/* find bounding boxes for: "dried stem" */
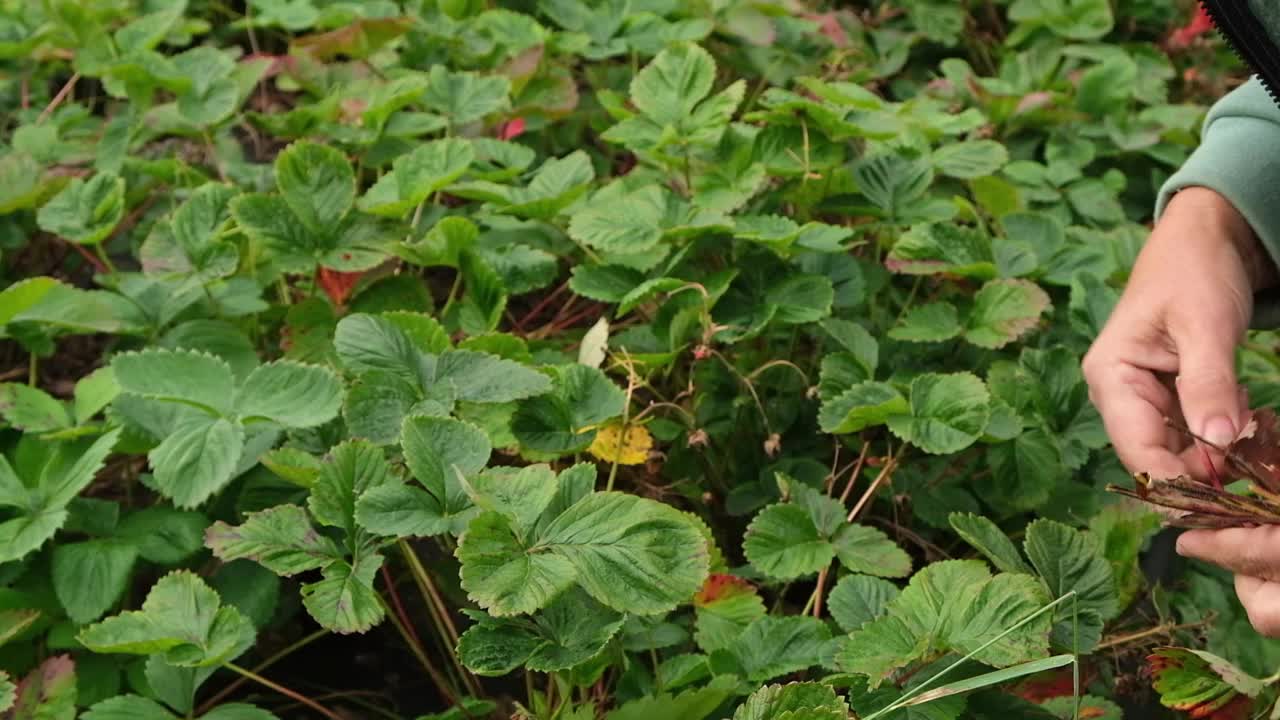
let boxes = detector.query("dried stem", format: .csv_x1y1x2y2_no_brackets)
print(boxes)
197,629,327,714
38,72,79,124
848,453,901,523
1094,620,1208,652
222,662,341,720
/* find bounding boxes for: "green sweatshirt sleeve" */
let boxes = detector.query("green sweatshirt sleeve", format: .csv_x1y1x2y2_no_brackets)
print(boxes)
1156,76,1280,326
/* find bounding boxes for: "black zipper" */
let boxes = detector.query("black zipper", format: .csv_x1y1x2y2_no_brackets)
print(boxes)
1200,0,1280,105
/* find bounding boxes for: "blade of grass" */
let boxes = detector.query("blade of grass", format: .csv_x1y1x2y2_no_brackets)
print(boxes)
899,654,1074,706
863,590,1078,720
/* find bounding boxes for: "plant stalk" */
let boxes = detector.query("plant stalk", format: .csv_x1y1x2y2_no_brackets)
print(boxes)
377,593,459,704
222,662,341,720
197,629,327,714
397,539,480,697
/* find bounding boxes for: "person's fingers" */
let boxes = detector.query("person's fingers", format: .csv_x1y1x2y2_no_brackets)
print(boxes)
1177,526,1280,581
1235,575,1280,637
1085,360,1188,478
1170,318,1245,450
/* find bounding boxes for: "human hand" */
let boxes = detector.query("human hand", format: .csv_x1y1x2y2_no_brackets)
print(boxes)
1177,527,1280,636
1083,186,1276,479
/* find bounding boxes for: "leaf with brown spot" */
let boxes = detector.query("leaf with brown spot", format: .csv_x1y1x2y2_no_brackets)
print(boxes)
9,654,76,719
290,17,413,61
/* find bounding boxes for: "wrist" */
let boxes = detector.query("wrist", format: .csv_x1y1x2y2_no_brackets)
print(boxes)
1166,186,1279,291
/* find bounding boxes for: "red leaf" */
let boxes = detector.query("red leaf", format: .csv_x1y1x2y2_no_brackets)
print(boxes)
804,12,851,48
1205,695,1254,720
317,268,363,306
1168,5,1214,48
694,573,754,606
498,117,526,141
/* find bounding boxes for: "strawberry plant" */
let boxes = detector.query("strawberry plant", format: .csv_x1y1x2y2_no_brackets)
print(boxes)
0,0,1270,718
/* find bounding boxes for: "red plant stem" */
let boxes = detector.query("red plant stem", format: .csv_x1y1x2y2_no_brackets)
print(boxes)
380,564,423,650
64,239,108,274
535,304,600,339
837,441,873,504
1199,443,1224,490
515,281,569,330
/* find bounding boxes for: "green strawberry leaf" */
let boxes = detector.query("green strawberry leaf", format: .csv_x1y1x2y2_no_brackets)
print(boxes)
309,441,395,538
457,588,625,675
949,512,1035,575
456,509,576,616
963,279,1051,349
356,415,488,537
451,150,594,220
299,556,384,634
458,492,708,616
819,382,908,434
832,524,912,578
141,183,240,282
37,173,126,245
273,141,355,234
0,429,120,563
743,503,832,581
52,540,138,624
422,65,511,125
111,349,236,417
886,224,996,278
116,507,210,566
720,615,831,683
511,364,624,454
205,505,342,576
234,361,343,428
79,571,255,667
358,138,474,217
828,574,900,633
630,43,715,127
733,682,849,720
837,560,1051,687
1023,519,1119,622
888,302,962,343
887,372,991,454
0,383,73,433
933,140,1009,180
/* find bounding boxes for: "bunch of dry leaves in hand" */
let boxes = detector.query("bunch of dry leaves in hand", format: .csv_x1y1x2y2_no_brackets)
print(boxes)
1107,409,1280,528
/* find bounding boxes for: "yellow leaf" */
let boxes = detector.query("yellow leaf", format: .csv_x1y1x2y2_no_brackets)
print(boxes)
588,422,653,465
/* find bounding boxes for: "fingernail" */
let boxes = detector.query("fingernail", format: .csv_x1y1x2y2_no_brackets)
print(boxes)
1176,534,1193,557
1203,416,1237,448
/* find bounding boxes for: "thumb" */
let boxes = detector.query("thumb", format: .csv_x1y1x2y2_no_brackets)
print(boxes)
1175,339,1243,449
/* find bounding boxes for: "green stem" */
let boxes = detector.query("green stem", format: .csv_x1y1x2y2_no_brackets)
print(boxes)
197,629,327,714
94,243,117,274
895,275,923,324
222,662,341,720
439,272,463,318
27,353,37,387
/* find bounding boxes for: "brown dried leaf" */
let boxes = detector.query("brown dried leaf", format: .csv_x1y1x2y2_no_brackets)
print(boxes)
1226,408,1280,492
